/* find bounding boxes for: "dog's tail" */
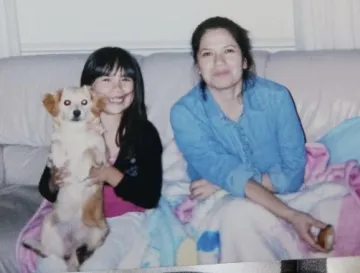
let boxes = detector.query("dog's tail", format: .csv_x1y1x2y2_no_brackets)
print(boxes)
21,238,48,258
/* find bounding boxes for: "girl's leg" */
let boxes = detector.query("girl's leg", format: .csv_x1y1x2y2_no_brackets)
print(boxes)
79,212,147,271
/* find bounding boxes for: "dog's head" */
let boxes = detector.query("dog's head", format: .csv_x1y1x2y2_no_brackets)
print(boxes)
42,86,106,123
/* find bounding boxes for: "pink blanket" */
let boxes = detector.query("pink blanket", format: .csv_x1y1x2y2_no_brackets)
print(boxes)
175,142,360,257
15,199,52,273
304,142,360,256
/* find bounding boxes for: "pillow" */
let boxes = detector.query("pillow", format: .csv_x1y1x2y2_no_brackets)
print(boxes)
318,116,360,165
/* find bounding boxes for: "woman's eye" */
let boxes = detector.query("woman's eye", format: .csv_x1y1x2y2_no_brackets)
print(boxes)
121,77,131,82
102,78,110,82
81,99,87,105
224,48,236,54
64,100,71,106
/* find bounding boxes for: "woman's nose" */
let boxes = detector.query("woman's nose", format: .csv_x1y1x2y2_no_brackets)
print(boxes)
214,53,225,65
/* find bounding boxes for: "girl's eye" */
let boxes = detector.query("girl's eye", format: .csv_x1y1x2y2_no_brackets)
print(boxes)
64,100,71,106
81,99,87,105
102,78,110,82
201,51,212,57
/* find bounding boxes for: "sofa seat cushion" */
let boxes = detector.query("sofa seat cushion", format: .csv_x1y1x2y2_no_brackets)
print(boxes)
0,185,41,273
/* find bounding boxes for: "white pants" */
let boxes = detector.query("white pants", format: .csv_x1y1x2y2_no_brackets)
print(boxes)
35,212,147,273
217,183,347,263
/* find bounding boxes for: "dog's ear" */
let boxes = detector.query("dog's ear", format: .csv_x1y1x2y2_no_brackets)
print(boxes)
90,92,106,117
42,89,63,117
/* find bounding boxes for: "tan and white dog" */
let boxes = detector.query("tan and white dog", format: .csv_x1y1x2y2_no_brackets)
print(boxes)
22,86,109,271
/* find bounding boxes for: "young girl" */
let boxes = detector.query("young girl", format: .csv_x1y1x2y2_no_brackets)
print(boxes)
17,46,163,272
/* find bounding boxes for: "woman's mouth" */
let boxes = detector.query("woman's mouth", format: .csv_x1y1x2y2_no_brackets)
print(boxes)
214,70,230,77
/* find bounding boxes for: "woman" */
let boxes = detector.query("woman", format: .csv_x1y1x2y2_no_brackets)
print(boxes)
17,46,163,272
170,16,336,262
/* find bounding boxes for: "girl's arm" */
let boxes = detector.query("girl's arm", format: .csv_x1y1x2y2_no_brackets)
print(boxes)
111,121,163,209
38,166,58,202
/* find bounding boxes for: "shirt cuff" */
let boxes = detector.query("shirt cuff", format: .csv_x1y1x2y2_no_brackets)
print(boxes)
225,164,261,197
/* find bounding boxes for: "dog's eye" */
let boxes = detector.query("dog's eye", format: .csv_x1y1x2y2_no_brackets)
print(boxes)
81,100,88,105
64,100,71,106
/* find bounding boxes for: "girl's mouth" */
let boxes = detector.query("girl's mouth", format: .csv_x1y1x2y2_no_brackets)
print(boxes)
109,96,124,103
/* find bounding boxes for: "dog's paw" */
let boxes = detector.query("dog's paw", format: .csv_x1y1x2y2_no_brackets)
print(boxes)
22,238,48,258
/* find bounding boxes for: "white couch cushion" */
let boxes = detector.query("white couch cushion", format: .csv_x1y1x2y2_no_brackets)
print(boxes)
3,145,49,185
265,50,360,142
0,53,144,147
0,54,88,147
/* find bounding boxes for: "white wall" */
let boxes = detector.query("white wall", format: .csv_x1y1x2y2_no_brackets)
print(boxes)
15,0,295,55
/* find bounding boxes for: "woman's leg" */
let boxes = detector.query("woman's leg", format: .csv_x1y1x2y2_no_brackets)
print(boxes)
79,211,147,271
218,197,298,263
217,183,347,263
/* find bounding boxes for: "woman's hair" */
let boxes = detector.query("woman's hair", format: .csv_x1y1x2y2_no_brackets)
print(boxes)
80,46,147,150
190,16,256,95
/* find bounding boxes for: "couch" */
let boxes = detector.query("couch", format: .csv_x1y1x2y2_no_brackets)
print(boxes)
1,48,360,273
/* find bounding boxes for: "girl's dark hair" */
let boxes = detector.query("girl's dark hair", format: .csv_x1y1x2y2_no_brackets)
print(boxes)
80,46,147,150
191,16,256,96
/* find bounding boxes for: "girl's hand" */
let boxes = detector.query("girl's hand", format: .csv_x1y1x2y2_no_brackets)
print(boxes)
89,165,121,187
50,161,70,190
287,210,328,252
190,179,221,200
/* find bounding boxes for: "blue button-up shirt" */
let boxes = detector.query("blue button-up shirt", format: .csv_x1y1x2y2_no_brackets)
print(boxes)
170,76,306,197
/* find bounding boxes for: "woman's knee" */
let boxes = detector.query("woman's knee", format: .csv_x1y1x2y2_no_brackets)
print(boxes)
220,197,277,229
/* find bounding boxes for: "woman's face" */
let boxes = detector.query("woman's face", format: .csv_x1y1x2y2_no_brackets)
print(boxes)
91,68,134,115
196,28,247,92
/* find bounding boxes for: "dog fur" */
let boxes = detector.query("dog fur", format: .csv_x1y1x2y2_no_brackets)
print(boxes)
22,86,109,271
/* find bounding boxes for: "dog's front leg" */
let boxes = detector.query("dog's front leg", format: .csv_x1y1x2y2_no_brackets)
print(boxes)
51,140,68,170
85,146,107,168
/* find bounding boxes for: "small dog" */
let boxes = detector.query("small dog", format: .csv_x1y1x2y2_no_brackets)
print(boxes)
22,86,109,271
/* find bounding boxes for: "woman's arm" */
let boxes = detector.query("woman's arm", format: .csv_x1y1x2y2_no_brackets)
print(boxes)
245,179,294,220
170,103,262,197
111,121,163,209
38,166,59,202
262,88,307,194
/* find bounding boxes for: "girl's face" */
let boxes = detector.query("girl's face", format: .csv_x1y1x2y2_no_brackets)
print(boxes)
196,28,247,92
92,68,134,115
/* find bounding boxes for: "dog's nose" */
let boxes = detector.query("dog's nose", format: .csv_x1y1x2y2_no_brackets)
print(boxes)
73,109,81,118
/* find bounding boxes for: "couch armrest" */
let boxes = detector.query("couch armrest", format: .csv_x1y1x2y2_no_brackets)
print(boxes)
0,145,4,184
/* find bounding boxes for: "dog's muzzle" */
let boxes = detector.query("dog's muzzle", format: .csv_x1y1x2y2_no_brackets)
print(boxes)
72,109,81,121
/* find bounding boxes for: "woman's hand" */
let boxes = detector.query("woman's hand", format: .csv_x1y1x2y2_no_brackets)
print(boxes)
89,165,123,187
190,179,221,200
286,210,328,252
49,161,70,190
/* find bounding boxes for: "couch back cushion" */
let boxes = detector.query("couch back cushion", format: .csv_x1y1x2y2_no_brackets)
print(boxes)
265,50,360,142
